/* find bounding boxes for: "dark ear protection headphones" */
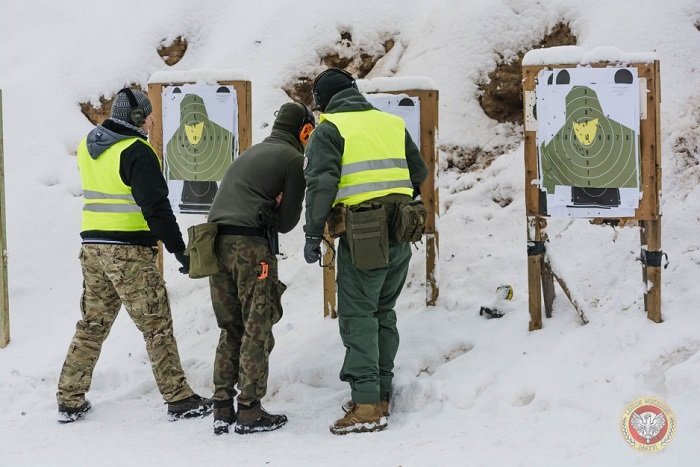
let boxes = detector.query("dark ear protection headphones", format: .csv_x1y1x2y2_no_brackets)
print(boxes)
294,101,315,145
311,68,356,112
118,88,146,126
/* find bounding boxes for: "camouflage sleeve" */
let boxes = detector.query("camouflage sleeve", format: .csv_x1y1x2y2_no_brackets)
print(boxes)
303,122,343,237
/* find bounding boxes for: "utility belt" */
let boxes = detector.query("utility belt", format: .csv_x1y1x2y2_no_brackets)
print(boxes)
217,224,265,237
326,194,427,270
218,222,279,256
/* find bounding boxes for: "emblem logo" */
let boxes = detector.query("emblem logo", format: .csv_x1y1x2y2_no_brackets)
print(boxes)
620,397,676,452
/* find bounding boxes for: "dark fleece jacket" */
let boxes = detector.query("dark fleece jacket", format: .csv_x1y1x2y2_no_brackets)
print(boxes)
80,119,186,253
207,129,305,234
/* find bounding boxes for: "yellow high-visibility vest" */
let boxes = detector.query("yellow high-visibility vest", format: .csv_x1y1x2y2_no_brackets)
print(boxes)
77,137,157,232
321,109,413,207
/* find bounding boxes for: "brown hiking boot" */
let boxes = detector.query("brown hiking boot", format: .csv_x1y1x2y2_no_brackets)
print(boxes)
342,399,390,417
234,400,287,434
331,403,387,435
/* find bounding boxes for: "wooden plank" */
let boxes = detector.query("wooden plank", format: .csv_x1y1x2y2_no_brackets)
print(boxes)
147,84,165,274
0,90,9,348
322,226,337,319
417,90,439,305
540,229,555,319
548,264,589,325
639,221,649,313
522,66,540,217
641,219,662,322
526,216,543,330
636,62,660,220
232,81,253,151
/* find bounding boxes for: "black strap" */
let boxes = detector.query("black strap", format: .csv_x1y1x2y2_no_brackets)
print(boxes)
218,224,265,237
640,250,669,269
527,241,546,256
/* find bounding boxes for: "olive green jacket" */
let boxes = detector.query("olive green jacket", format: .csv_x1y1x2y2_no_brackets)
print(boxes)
303,88,428,237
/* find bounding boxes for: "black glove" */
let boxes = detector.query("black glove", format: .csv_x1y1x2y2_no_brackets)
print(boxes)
174,250,190,274
304,236,322,264
412,184,422,200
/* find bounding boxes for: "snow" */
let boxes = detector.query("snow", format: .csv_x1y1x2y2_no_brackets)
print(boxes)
1,0,700,465
522,46,658,66
149,69,251,84
358,76,437,93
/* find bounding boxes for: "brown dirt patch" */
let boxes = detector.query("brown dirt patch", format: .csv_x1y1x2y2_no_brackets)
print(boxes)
478,22,577,125
283,30,396,107
158,36,188,66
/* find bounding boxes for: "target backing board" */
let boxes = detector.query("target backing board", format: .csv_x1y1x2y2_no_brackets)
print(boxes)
535,67,641,218
162,84,238,214
365,94,421,147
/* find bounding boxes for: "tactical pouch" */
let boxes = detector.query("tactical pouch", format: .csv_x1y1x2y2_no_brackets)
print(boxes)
326,205,347,238
186,222,220,278
345,203,389,270
391,199,427,243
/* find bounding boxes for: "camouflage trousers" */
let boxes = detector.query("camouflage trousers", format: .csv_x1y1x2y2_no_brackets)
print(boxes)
209,235,286,404
57,244,194,408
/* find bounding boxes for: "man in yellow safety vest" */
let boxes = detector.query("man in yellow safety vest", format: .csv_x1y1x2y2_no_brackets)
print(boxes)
56,88,211,423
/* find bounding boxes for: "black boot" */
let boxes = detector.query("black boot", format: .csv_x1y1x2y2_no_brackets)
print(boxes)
167,394,213,420
213,399,235,435
234,400,287,434
58,400,92,424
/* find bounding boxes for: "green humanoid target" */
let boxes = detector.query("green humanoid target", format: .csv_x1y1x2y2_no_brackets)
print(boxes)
165,91,235,213
540,85,637,206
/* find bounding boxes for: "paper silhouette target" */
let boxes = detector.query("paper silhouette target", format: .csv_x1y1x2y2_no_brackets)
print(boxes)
535,67,640,218
162,85,238,214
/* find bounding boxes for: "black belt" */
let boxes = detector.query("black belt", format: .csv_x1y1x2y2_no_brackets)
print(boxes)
218,224,265,237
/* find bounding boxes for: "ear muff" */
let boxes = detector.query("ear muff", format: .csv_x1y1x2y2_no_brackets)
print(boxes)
311,68,357,111
118,88,146,126
299,122,314,145
294,101,315,144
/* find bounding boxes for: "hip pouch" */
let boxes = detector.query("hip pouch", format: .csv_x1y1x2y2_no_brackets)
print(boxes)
391,200,427,243
345,203,389,270
186,222,220,278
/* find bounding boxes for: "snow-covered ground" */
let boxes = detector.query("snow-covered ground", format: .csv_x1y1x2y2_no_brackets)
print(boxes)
1,1,699,465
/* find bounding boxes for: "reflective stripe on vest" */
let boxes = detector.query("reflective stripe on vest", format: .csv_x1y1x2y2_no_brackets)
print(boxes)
77,136,158,232
321,109,413,206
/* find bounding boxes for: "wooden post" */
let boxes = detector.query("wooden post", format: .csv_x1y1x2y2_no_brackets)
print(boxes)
322,225,337,319
147,85,165,273
641,219,662,322
415,90,440,306
147,80,252,275
639,61,663,323
526,216,543,331
0,90,9,348
540,231,556,319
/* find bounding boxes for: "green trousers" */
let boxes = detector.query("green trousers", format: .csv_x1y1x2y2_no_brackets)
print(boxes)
336,235,412,404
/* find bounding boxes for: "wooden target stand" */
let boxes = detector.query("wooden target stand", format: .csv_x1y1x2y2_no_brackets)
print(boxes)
147,78,252,273
0,91,8,348
523,61,662,331
322,88,439,318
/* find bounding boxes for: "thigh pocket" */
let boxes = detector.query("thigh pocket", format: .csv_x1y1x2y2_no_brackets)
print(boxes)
345,203,389,270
